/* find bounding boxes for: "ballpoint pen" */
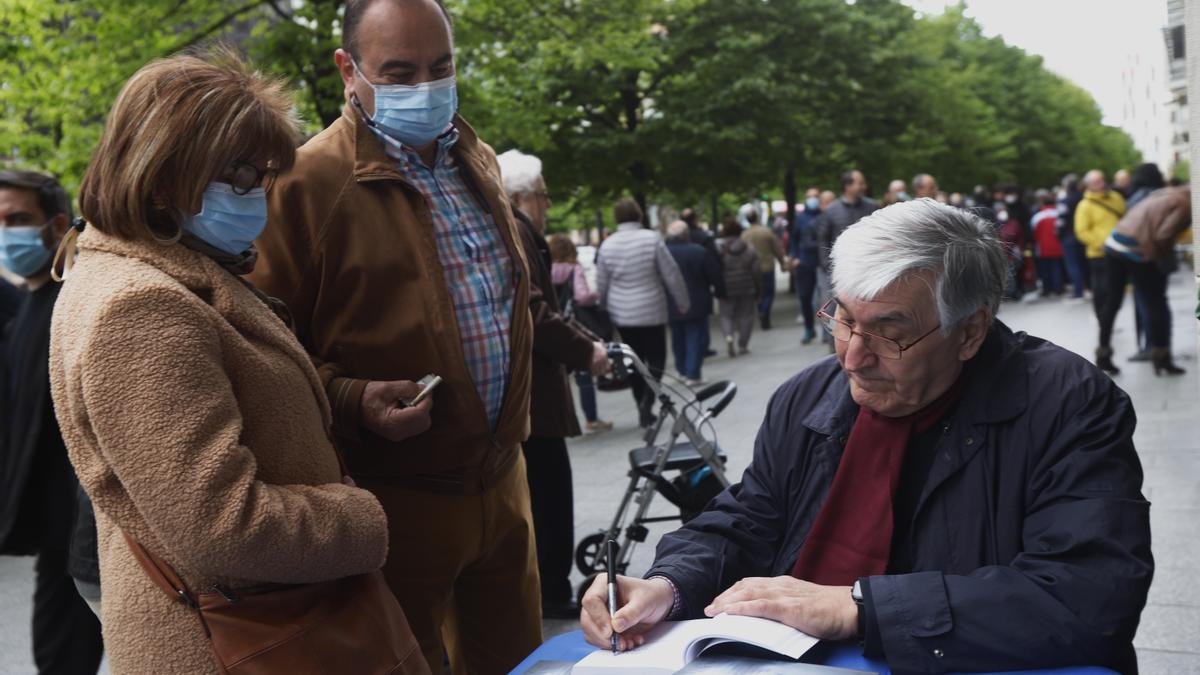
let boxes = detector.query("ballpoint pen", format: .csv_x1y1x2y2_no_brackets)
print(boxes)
606,539,619,654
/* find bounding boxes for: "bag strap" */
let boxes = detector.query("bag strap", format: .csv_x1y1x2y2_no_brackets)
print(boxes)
123,533,199,607
1084,196,1125,219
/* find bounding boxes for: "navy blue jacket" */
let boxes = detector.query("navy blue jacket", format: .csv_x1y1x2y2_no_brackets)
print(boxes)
789,209,820,269
647,321,1152,674
666,239,724,322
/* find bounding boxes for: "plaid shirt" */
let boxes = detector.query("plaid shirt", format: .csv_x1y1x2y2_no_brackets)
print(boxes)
367,120,515,430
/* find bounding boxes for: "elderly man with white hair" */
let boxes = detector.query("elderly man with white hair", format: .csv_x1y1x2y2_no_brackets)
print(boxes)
497,148,610,618
582,199,1152,673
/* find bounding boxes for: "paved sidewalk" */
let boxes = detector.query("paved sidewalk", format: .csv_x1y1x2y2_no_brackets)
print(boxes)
0,271,1196,673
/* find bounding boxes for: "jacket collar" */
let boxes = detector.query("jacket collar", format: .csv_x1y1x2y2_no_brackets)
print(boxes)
801,320,1028,436
74,227,334,431
344,104,486,183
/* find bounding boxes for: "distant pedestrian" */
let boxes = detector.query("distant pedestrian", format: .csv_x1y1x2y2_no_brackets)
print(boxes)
911,173,938,199
1102,185,1190,375
1057,174,1088,299
1031,189,1064,295
681,207,722,360
1074,169,1127,374
1113,168,1132,198
665,221,723,385
596,197,689,427
1123,163,1169,360
0,170,105,674
741,209,787,330
884,178,909,204
717,216,760,356
790,187,821,343
815,170,879,340
548,234,614,434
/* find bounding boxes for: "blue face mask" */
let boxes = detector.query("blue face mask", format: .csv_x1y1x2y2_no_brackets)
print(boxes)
805,197,820,211
0,223,52,278
182,183,267,255
353,59,458,147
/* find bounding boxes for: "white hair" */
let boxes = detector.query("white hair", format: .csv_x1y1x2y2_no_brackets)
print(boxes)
665,220,689,240
496,149,543,197
830,199,1007,332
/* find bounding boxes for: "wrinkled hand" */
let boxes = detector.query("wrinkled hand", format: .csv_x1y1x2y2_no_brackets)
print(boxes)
705,576,856,640
581,575,675,652
360,380,434,442
590,341,612,377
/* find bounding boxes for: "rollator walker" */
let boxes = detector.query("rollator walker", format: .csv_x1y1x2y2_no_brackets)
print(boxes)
573,342,737,601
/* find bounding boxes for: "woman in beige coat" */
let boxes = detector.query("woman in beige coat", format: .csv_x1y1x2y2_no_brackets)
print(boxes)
49,53,430,674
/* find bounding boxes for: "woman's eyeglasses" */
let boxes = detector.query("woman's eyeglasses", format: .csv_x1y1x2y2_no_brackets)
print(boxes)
229,160,278,195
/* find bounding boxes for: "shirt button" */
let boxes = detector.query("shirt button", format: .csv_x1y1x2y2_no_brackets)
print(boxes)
932,648,945,659
965,437,974,445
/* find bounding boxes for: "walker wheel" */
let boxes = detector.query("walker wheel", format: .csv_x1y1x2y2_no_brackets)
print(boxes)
575,532,608,576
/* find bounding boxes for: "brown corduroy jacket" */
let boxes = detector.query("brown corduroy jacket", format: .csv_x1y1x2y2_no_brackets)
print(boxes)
248,108,533,494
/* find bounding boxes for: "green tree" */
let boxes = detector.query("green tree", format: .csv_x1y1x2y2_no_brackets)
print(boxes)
0,0,346,192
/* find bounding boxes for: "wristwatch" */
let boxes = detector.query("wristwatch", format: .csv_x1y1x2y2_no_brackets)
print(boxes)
850,579,866,640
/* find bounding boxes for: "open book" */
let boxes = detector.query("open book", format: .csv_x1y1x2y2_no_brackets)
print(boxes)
571,614,820,674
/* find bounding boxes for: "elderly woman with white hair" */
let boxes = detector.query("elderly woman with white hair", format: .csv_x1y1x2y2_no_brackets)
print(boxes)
583,199,1151,675
495,148,610,618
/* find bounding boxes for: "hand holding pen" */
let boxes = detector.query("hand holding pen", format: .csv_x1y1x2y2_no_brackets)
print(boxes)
579,556,677,652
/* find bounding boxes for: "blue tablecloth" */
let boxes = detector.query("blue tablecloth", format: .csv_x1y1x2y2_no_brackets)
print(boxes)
510,629,1118,675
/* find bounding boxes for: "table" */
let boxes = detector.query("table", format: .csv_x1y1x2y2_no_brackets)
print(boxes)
509,630,1119,675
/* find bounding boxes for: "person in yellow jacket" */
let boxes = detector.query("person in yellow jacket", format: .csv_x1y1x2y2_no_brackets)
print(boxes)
1073,169,1126,373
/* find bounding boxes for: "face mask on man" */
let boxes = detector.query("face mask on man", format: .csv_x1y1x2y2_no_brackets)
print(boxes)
805,197,820,211
352,59,458,148
0,223,52,277
1004,194,1018,204
182,183,268,255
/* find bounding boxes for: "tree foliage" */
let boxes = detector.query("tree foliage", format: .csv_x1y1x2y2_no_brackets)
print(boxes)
1,0,1142,223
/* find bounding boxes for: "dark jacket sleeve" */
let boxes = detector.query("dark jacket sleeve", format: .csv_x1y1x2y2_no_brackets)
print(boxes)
645,385,793,616
815,213,832,271
865,376,1152,673
516,221,594,372
704,247,726,300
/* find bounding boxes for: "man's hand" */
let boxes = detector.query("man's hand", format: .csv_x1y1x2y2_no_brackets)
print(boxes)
360,380,433,442
705,577,857,640
581,575,675,652
590,341,612,377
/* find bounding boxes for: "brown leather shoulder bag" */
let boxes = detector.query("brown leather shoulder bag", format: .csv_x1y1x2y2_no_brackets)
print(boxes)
123,534,429,674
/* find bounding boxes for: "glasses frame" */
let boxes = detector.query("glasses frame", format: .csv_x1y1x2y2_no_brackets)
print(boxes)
228,160,277,195
816,297,941,360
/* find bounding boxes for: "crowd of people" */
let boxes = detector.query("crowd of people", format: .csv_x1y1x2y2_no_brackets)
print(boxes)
0,0,1183,673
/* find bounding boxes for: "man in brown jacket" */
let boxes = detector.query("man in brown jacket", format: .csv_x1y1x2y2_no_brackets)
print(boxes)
497,149,610,619
249,1,540,672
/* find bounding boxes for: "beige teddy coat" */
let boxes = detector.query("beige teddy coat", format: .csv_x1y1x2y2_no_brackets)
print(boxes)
49,228,390,674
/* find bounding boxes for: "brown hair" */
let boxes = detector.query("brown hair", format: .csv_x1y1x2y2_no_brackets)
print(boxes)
613,197,643,225
0,170,72,221
78,49,299,241
547,234,577,263
720,215,742,238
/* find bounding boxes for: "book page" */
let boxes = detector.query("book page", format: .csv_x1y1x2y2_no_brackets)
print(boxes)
686,614,818,662
572,615,818,674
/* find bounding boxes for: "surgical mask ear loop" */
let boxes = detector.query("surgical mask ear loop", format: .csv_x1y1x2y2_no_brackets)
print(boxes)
51,217,86,283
